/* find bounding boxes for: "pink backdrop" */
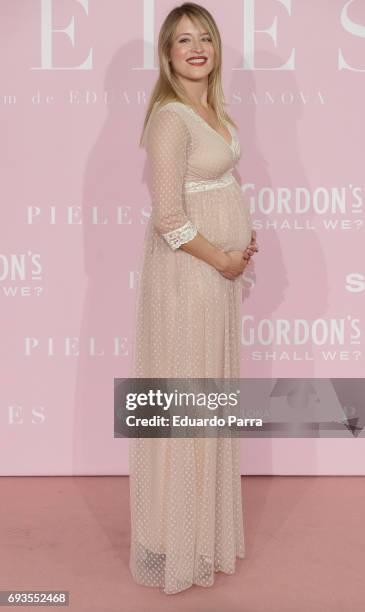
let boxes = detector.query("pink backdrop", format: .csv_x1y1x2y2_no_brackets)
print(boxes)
1,0,364,475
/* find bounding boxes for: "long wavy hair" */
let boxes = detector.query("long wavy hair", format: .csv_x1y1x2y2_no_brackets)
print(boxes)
139,2,237,148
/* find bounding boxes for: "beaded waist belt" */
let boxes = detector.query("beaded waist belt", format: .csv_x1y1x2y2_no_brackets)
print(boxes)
184,171,235,193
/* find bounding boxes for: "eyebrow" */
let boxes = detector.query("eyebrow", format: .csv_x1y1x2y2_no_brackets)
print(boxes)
176,32,210,37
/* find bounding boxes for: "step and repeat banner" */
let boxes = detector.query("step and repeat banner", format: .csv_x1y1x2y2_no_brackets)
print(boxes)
1,0,364,475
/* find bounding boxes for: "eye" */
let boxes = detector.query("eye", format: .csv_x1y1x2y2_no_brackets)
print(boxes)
178,36,212,43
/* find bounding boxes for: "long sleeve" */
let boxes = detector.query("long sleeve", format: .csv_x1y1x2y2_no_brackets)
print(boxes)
146,108,198,250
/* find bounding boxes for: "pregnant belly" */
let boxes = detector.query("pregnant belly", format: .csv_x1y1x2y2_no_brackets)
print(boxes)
186,182,252,252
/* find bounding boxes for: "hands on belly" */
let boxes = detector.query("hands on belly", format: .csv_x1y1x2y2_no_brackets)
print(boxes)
218,230,259,280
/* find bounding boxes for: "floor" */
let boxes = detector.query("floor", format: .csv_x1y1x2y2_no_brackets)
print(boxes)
0,475,364,612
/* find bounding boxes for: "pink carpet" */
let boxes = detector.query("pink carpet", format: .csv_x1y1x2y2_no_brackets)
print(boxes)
1,475,364,611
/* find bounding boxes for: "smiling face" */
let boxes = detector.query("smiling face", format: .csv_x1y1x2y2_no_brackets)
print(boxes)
169,14,215,82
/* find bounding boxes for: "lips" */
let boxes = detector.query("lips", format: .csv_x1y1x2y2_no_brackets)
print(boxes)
187,57,207,65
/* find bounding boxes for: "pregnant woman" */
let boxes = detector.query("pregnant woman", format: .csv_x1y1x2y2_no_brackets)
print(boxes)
129,3,258,595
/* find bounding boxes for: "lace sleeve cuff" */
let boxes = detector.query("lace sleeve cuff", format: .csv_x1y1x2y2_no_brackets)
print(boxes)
161,221,198,250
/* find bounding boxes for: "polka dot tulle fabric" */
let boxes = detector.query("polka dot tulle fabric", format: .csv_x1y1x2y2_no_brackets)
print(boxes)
129,101,252,594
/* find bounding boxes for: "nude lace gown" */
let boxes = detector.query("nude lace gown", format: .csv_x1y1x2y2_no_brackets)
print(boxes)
129,101,252,594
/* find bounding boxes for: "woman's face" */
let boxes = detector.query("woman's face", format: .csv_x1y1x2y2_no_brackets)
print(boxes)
169,15,215,82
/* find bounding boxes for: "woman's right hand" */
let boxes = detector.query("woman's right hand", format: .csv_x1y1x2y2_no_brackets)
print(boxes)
214,250,250,280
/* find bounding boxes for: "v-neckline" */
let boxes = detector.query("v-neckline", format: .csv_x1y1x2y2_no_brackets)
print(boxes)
175,102,234,150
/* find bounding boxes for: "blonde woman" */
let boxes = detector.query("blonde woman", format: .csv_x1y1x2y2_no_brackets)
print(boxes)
129,2,258,595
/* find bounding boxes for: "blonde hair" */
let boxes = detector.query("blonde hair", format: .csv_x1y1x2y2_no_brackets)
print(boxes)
139,2,237,148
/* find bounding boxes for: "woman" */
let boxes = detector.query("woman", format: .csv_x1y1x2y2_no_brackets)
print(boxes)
129,2,258,595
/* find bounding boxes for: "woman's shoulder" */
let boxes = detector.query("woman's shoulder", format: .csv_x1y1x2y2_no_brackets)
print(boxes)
147,101,191,140
151,100,190,125
156,100,187,114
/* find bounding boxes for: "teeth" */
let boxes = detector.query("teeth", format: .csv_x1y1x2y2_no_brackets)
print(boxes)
188,59,206,64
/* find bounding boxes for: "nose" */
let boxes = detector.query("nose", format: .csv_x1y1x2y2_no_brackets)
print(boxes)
190,38,204,53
